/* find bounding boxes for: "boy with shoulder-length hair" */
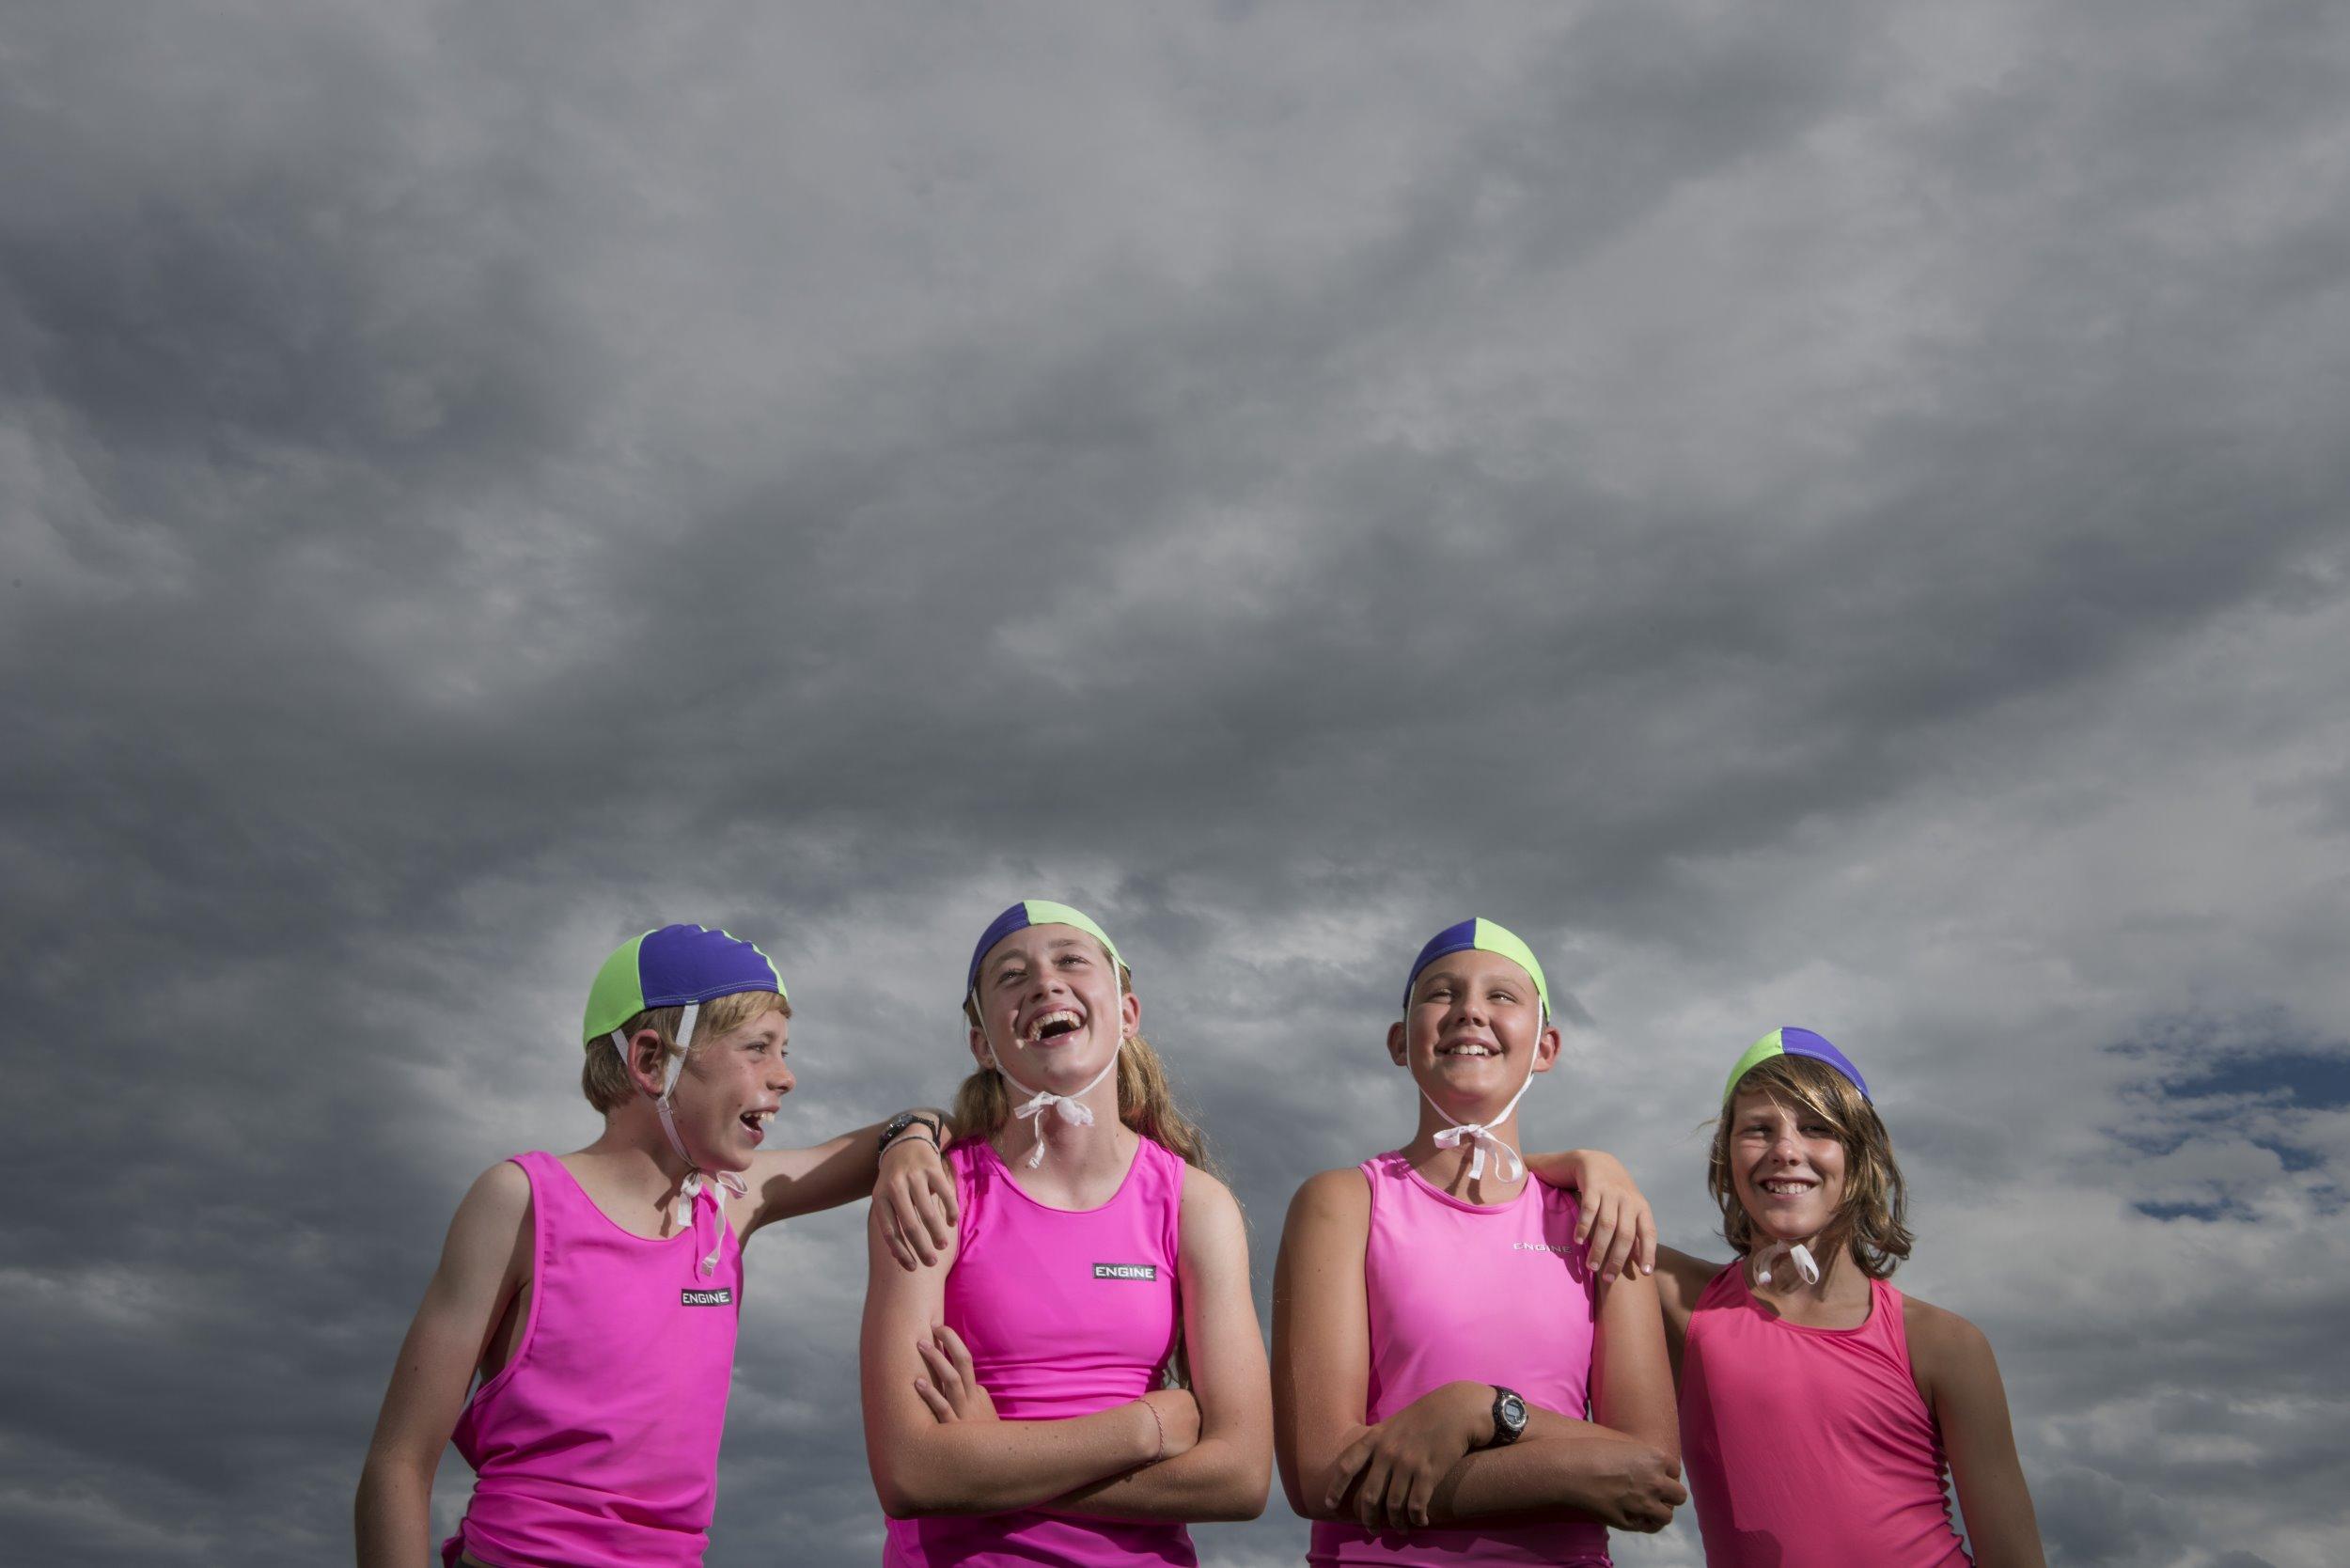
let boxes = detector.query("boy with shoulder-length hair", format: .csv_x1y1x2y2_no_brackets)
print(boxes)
358,923,959,1568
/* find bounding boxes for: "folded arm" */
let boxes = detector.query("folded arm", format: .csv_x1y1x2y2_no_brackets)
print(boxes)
1041,1168,1272,1522
1273,1168,1683,1536
858,1200,1175,1517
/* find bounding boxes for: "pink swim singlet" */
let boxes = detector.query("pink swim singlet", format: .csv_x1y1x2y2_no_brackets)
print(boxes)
443,1151,742,1568
1679,1262,1972,1568
1308,1151,1608,1568
884,1136,1193,1568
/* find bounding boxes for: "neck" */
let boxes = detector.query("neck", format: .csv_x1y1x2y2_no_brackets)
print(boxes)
1403,1099,1528,1199
1748,1234,1866,1303
586,1105,701,1200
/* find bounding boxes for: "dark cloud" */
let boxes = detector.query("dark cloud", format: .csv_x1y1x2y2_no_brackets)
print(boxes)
7,2,2349,1564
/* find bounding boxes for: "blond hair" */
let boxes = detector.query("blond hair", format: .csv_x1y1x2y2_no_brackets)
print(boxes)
580,988,791,1114
1707,1053,1913,1278
955,957,1215,1174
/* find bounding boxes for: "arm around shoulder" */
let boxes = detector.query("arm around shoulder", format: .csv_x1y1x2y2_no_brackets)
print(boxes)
1908,1298,2046,1568
354,1160,532,1568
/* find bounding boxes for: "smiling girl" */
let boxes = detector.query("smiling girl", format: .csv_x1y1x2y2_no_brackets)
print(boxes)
859,900,1271,1566
1653,1028,2046,1568
1272,917,1684,1566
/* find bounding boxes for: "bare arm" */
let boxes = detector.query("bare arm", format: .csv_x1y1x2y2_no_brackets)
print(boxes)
1272,1169,1682,1535
354,1163,530,1568
741,1110,957,1266
1042,1168,1272,1522
857,1200,1179,1517
1910,1300,2046,1568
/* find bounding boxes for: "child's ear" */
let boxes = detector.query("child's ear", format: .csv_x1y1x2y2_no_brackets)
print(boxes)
1386,1020,1408,1065
626,1027,671,1097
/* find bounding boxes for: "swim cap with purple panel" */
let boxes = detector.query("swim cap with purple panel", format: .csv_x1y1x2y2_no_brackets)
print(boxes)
1402,917,1551,1021
966,899,1125,994
1721,1027,1869,1105
584,923,786,1044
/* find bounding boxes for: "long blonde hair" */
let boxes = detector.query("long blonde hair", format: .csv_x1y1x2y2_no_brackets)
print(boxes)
1707,1054,1913,1278
955,957,1215,1174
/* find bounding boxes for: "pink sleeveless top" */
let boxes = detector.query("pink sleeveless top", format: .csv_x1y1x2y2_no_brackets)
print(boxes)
1679,1263,1971,1568
885,1136,1193,1568
445,1152,742,1568
1308,1152,1608,1568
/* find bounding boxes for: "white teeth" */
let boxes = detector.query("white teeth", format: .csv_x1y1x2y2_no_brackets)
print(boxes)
1440,1043,1497,1057
1026,1009,1083,1043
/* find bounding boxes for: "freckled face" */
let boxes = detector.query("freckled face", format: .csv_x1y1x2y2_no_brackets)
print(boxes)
970,925,1137,1087
671,1011,793,1172
1728,1088,1847,1241
1390,949,1556,1113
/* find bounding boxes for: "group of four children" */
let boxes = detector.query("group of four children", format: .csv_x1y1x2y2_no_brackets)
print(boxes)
356,903,2045,1567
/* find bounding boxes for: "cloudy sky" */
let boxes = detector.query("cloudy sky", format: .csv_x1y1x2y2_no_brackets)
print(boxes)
6,2,2347,1564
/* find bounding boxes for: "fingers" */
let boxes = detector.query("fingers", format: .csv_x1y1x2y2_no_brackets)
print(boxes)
912,1376,953,1422
1382,1463,1415,1533
1321,1436,1371,1513
1583,1199,1621,1281
881,1210,916,1271
928,1167,961,1234
889,1183,943,1270
915,1335,964,1404
937,1324,977,1383
1405,1468,1435,1529
1638,1206,1659,1277
1595,1199,1637,1283
1354,1451,1394,1531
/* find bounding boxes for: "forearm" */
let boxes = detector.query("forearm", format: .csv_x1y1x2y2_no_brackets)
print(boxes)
877,1403,1159,1517
1422,1425,1646,1526
1042,1431,1268,1523
353,1458,435,1568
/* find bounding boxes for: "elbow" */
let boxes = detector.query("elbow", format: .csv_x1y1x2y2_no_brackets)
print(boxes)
1206,1461,1272,1523
872,1466,952,1521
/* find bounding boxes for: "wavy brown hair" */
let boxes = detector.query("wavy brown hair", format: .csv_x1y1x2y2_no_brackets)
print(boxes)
954,955,1215,1175
1707,1053,1913,1279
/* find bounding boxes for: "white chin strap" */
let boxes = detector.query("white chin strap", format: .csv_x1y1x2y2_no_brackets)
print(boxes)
609,999,746,1276
1754,1239,1822,1287
1425,1068,1536,1184
995,1047,1121,1168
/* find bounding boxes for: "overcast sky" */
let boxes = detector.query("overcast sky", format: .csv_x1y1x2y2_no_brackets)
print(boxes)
5,3,2347,1565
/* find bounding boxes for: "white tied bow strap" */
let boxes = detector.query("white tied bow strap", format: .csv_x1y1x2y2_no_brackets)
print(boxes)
1423,1070,1537,1184
611,1000,749,1276
1753,1239,1822,1287
997,1046,1122,1168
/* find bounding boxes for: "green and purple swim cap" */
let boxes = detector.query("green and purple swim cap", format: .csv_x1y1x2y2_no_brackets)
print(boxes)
1722,1027,1869,1105
584,923,787,1045
967,900,1125,995
1402,917,1551,1021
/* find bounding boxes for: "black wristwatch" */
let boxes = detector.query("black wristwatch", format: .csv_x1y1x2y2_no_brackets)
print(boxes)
878,1110,942,1154
1486,1386,1528,1448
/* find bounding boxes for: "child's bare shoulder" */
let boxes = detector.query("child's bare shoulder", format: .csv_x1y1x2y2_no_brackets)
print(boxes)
1281,1167,1372,1233
1901,1291,1998,1383
446,1159,534,1260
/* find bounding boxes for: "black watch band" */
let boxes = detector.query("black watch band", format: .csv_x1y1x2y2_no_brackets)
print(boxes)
879,1110,942,1153
1486,1386,1528,1448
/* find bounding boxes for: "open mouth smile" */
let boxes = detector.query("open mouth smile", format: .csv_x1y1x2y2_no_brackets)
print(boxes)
738,1106,777,1144
1023,1008,1085,1045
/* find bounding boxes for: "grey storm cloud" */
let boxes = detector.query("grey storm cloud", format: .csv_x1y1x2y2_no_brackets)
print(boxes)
5,2,2348,1565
